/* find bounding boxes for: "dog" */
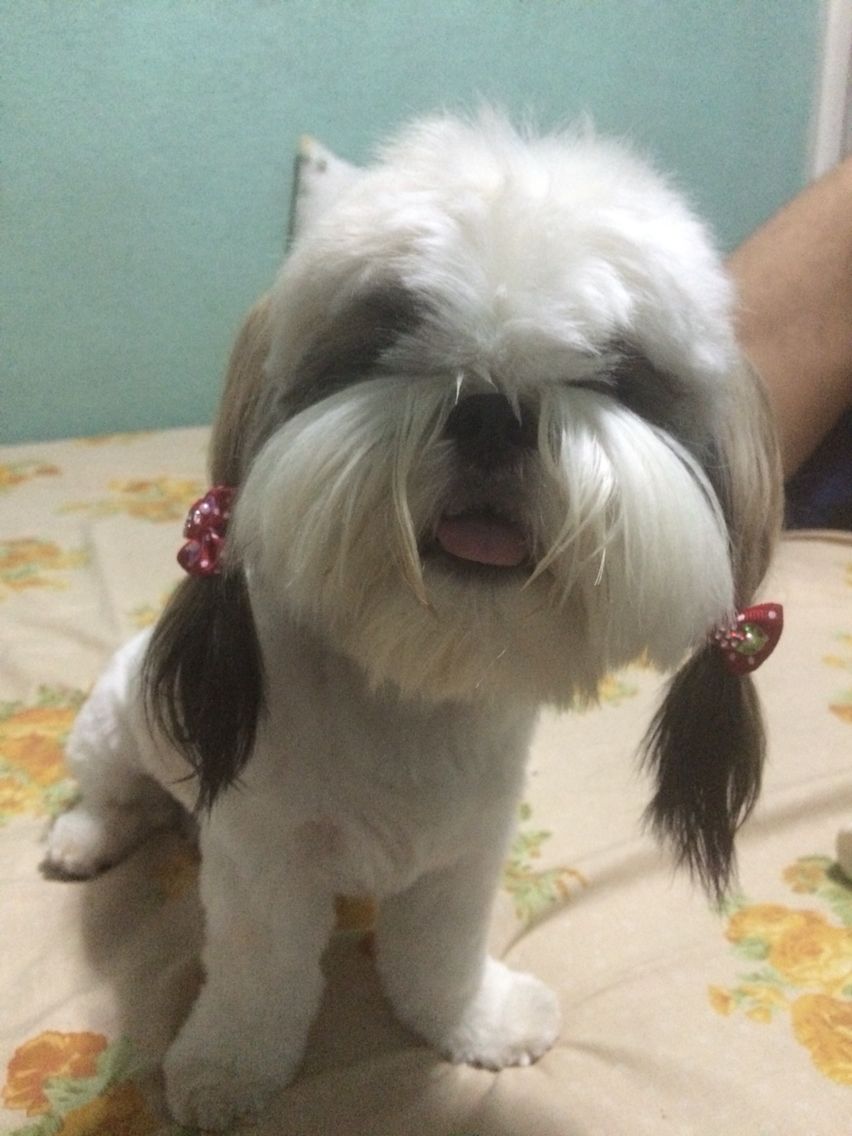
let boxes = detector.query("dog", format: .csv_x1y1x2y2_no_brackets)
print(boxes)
45,112,782,1129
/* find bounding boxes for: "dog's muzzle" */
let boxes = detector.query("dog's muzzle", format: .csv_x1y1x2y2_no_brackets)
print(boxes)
433,393,535,570
444,392,537,465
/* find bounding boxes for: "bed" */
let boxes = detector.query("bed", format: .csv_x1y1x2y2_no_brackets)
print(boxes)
1,425,850,1135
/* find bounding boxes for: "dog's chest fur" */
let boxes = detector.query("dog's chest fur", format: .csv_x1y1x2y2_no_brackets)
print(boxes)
216,615,538,899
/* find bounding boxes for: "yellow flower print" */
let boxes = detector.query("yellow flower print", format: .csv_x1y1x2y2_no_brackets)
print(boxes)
708,977,790,1025
739,982,791,1023
503,802,587,924
0,688,84,818
3,1031,107,1115
744,1004,772,1025
0,705,77,787
823,633,852,664
0,460,60,491
62,476,203,523
129,603,160,629
597,673,639,706
783,858,830,895
0,775,43,815
726,903,825,949
825,631,852,722
712,856,852,1085
791,994,852,1085
769,921,852,995
55,1079,156,1135
708,985,734,1016
830,693,852,724
1,733,66,787
0,538,88,597
74,431,151,447
3,1032,157,1134
129,587,176,630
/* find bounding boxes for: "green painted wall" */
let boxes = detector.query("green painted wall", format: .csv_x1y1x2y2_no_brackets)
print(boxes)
3,1,821,443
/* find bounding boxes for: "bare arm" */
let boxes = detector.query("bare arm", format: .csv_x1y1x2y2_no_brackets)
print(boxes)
727,156,852,477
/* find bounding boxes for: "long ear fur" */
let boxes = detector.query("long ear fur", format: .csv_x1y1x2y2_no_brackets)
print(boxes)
142,299,272,808
209,296,273,486
642,357,783,899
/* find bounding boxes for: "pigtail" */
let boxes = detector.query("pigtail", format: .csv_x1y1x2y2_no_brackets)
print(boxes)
641,646,765,900
142,570,264,809
142,298,272,809
642,356,783,899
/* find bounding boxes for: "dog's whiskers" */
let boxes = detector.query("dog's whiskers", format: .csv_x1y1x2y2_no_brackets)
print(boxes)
594,547,606,587
454,371,465,405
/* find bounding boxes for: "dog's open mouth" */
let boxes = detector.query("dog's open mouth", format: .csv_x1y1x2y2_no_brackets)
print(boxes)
431,510,530,571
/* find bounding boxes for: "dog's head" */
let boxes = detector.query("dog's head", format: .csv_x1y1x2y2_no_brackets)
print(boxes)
145,114,781,896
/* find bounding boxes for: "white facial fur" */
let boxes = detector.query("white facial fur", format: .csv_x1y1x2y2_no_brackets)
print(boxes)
233,114,737,705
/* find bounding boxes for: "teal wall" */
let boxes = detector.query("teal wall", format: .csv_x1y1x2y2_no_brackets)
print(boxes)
3,1,821,443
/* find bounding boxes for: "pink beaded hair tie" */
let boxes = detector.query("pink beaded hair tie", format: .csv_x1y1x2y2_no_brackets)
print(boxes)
177,486,234,577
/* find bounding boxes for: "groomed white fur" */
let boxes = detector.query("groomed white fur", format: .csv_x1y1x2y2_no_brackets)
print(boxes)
237,375,732,704
46,113,766,1129
50,624,553,1128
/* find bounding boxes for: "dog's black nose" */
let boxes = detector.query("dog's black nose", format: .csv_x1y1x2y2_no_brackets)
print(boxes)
444,393,536,464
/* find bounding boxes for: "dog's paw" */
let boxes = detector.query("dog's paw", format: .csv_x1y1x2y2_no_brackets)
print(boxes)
163,1014,301,1130
164,1055,281,1131
44,793,180,879
43,804,127,878
438,958,560,1070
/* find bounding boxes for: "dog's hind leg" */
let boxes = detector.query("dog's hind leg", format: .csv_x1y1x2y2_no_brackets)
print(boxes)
44,632,185,879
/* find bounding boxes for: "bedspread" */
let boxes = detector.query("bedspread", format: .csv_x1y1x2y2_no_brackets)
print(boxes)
1,427,850,1135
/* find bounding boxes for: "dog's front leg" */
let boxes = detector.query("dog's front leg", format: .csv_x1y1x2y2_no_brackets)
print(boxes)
163,829,336,1130
375,849,561,1070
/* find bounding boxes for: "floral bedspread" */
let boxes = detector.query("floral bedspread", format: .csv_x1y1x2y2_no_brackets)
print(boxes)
1,428,850,1136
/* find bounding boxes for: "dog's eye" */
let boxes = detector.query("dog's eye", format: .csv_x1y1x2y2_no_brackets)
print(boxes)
606,347,685,424
601,343,710,456
281,284,423,416
567,344,706,453
565,348,688,432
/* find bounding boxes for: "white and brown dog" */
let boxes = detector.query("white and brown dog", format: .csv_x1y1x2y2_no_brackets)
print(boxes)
46,113,782,1129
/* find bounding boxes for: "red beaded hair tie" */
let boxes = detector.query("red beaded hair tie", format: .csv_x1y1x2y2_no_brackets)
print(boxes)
711,603,784,676
177,486,235,577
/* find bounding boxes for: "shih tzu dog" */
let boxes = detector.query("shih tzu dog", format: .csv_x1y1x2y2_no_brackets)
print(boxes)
46,113,783,1129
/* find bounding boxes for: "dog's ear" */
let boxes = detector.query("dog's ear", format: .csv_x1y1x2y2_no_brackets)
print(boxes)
209,296,273,486
142,300,273,809
642,356,783,899
287,135,363,246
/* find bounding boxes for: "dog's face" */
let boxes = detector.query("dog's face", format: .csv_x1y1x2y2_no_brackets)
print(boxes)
231,117,756,705
147,114,781,894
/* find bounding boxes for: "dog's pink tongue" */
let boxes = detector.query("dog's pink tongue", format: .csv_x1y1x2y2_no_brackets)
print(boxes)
436,514,528,567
